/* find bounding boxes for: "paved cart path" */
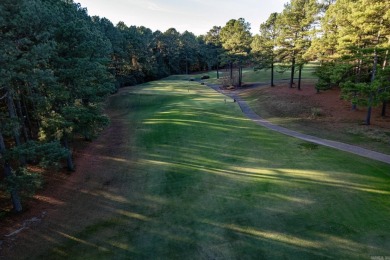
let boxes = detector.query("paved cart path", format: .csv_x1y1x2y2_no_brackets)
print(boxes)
208,84,390,165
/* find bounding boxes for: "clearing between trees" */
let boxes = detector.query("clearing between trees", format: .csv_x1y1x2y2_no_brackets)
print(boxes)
1,78,390,259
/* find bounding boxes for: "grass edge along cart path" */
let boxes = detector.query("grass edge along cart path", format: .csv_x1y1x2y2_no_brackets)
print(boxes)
207,84,390,165
2,77,390,259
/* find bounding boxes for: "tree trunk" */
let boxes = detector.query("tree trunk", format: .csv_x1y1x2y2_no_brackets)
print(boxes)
0,131,23,213
230,61,233,79
185,53,188,75
366,103,373,125
382,101,387,117
297,65,303,90
84,130,92,142
21,95,34,139
4,163,23,213
289,55,295,88
216,63,219,79
7,90,22,147
380,51,388,117
271,58,275,87
366,49,378,125
15,98,29,142
63,138,75,172
238,66,242,88
356,59,362,83
352,91,357,111
240,66,243,85
7,89,26,165
382,50,388,69
0,131,6,155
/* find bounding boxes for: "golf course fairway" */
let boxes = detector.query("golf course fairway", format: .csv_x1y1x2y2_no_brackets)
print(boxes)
10,78,390,259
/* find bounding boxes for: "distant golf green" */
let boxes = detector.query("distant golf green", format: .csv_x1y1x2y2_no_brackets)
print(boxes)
44,78,390,259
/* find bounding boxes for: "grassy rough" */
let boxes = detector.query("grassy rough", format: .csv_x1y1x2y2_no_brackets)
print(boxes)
41,79,390,259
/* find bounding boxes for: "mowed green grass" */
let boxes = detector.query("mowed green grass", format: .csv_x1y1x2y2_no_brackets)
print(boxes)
44,78,390,259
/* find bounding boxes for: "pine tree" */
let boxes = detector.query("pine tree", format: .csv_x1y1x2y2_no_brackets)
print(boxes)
204,26,223,77
180,31,199,75
277,0,319,89
327,0,390,124
251,13,279,86
220,18,252,87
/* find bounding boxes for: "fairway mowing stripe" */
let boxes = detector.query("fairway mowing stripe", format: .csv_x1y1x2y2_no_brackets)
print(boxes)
56,231,109,251
201,220,321,249
116,210,151,221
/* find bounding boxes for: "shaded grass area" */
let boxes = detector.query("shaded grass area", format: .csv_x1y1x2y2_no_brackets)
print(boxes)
30,79,390,259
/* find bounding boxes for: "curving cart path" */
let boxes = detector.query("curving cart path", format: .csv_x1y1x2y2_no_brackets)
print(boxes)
208,84,390,165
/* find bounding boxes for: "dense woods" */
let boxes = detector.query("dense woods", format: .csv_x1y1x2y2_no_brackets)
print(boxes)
0,0,217,212
1,0,390,212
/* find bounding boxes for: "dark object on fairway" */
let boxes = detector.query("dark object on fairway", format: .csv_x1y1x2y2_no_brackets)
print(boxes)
298,142,319,150
201,75,210,79
234,99,236,102
201,82,205,85
189,78,194,81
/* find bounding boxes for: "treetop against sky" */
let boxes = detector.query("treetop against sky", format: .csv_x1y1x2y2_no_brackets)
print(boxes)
75,0,286,35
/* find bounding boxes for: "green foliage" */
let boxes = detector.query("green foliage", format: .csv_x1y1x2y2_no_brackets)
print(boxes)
179,31,200,74
374,66,390,102
0,112,20,137
276,0,319,63
308,0,390,124
275,0,319,88
251,13,279,70
340,77,387,109
7,141,68,168
200,26,224,71
62,104,110,140
314,61,353,91
220,18,252,64
0,0,119,211
1,168,42,198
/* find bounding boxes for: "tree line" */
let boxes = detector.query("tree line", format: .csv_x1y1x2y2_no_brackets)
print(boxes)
1,0,389,212
0,0,253,212
0,0,197,212
251,0,390,126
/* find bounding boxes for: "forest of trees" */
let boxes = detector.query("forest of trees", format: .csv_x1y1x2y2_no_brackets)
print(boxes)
1,0,390,212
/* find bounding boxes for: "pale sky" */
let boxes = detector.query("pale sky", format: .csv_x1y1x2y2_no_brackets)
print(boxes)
75,0,287,35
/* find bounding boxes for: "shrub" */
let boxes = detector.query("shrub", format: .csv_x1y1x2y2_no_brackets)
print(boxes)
311,107,323,118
